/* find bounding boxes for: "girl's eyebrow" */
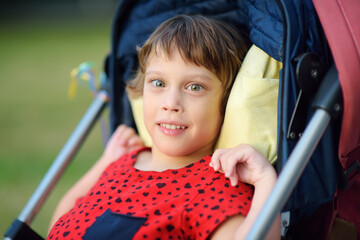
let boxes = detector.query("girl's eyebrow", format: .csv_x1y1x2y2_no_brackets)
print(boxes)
145,70,163,75
184,74,213,83
146,70,212,82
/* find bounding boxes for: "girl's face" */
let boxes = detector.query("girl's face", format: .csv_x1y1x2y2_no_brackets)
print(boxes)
143,50,223,158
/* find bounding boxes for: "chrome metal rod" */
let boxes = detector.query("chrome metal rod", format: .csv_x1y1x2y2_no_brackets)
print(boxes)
246,109,331,240
17,91,109,225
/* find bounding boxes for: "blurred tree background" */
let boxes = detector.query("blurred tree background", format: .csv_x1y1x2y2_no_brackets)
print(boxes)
0,0,119,237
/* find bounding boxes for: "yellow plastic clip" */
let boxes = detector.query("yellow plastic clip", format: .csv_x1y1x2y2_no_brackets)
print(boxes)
68,68,79,99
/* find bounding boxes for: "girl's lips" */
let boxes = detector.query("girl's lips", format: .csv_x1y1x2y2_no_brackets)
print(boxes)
157,122,188,136
159,123,186,129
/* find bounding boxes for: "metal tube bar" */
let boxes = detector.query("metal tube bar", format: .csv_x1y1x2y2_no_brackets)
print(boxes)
246,108,331,240
17,90,109,225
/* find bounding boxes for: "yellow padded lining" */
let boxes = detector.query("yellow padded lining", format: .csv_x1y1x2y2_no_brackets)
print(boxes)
129,45,281,164
215,45,281,164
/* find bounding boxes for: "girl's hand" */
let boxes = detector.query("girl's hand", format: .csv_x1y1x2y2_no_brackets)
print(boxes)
210,145,280,240
101,124,144,164
210,144,276,187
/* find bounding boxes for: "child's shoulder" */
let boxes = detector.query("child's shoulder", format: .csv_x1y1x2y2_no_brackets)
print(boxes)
118,146,150,163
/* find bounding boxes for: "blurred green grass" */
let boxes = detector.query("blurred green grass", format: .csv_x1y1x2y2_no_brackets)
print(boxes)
0,17,113,237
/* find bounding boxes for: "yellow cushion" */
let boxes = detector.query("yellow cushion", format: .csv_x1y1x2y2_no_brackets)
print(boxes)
215,45,281,164
129,45,281,164
130,96,152,147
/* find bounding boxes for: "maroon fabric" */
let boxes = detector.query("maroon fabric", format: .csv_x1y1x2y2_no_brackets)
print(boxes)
313,0,360,168
286,201,336,240
336,175,360,239
313,1,360,238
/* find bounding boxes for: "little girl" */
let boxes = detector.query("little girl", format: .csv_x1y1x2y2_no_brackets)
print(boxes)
48,15,279,239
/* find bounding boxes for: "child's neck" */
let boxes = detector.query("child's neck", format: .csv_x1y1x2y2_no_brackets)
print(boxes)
134,145,212,172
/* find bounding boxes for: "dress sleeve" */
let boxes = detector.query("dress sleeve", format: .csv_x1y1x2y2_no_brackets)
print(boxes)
181,178,254,239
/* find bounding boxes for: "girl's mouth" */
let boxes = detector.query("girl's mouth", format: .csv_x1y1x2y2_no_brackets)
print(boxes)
158,123,188,136
159,123,186,130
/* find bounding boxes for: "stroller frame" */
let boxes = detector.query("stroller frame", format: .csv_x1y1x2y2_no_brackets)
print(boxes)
5,91,109,240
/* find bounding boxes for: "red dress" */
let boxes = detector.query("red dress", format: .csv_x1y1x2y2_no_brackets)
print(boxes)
47,148,253,240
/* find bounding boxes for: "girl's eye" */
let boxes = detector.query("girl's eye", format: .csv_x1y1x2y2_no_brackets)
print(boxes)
151,79,165,88
187,84,203,92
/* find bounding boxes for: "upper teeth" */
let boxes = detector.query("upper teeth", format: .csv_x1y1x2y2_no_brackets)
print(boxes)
160,124,185,130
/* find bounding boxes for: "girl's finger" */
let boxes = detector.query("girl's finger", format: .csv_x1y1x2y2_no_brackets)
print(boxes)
128,136,144,148
229,173,239,187
224,160,236,179
110,124,127,144
211,149,226,172
118,127,137,146
114,124,127,136
222,148,238,176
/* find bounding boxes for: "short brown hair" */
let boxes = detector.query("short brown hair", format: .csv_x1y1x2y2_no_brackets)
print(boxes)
127,14,248,114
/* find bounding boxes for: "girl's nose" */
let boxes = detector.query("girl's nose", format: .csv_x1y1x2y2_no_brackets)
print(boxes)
162,106,180,112
161,91,183,113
